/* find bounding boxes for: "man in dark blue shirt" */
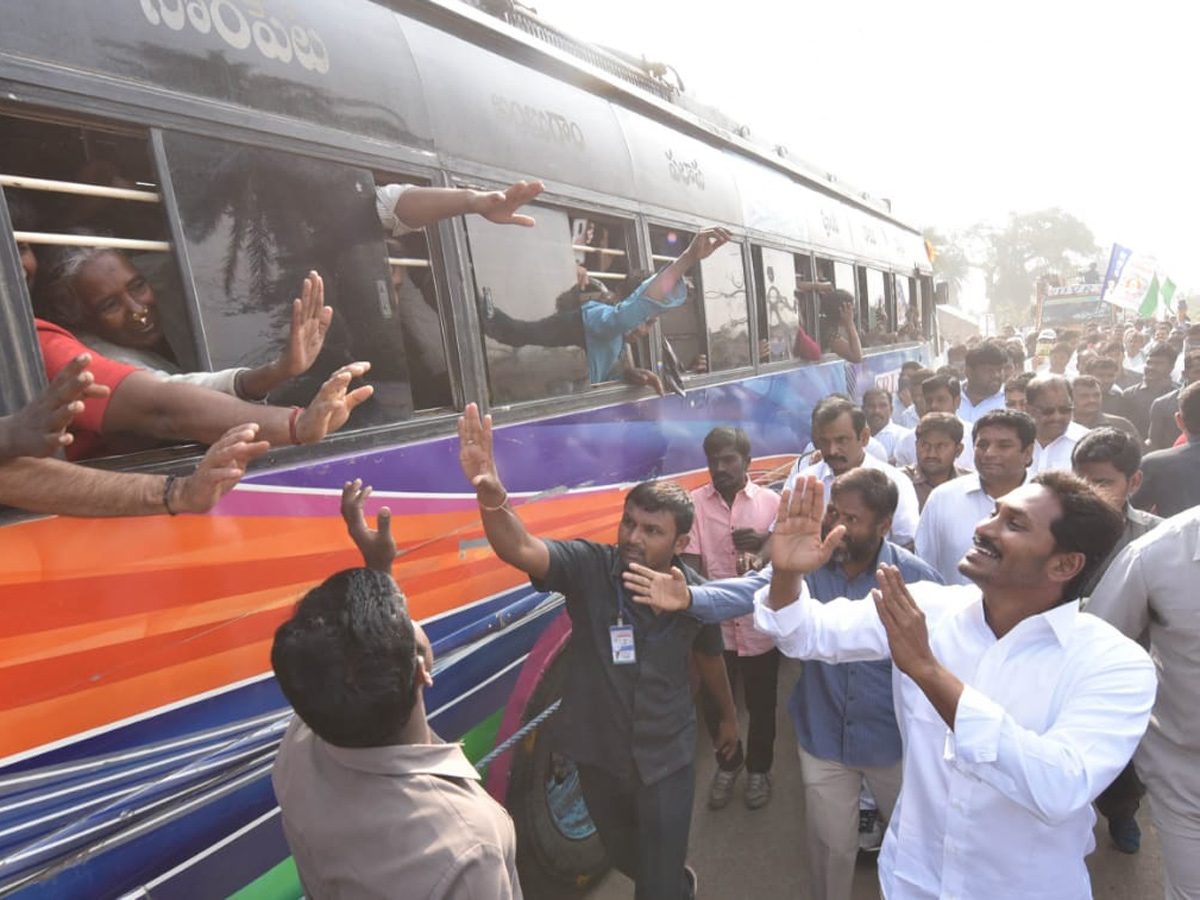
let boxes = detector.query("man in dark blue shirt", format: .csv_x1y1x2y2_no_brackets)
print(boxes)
458,403,709,900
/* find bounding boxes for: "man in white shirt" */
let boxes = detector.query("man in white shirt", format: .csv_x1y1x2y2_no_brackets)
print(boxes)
1088,508,1200,899
1026,375,1089,474
759,472,1150,900
782,396,920,547
957,342,1007,425
916,410,1034,585
894,375,974,472
863,387,911,462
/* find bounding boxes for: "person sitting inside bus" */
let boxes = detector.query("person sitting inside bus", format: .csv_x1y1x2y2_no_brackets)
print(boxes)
816,289,863,363
38,244,331,402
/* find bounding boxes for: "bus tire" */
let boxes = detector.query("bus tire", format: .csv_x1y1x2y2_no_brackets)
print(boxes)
507,652,609,898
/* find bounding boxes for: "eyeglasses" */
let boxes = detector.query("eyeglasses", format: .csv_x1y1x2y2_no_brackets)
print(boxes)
1033,404,1074,416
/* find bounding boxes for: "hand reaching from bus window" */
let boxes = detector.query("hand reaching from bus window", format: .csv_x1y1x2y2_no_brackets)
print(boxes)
293,362,374,444
681,226,733,263
771,477,843,575
234,271,333,400
172,423,270,513
626,366,665,396
341,478,396,573
0,352,108,460
470,180,546,227
458,402,505,506
623,562,692,613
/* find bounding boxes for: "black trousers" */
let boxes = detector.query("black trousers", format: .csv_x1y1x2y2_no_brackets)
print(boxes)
701,648,781,774
577,761,695,900
1096,761,1146,821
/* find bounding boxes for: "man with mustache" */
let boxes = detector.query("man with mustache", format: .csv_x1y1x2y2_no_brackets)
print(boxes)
622,472,1154,900
915,410,1034,585
1026,375,1089,474
458,403,710,899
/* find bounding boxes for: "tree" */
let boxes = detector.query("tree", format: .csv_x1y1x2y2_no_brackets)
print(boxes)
973,209,1097,327
923,228,971,305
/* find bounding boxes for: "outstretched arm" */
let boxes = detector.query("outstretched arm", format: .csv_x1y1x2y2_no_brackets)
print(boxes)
458,402,550,579
642,227,732,302
0,423,268,517
389,181,545,229
234,271,333,400
0,353,108,460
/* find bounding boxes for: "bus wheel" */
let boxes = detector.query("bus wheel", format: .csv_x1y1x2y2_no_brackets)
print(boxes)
507,654,609,897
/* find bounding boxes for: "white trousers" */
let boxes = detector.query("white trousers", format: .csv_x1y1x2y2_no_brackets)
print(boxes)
797,744,903,900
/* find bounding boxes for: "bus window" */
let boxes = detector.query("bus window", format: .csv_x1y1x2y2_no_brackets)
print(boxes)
651,225,706,375
753,246,800,363
699,238,750,372
0,112,200,395
895,274,917,337
378,173,454,413
467,203,589,403
865,267,888,334
570,213,646,387
159,132,412,425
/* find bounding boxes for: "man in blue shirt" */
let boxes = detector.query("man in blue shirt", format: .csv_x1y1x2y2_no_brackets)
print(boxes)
625,468,942,900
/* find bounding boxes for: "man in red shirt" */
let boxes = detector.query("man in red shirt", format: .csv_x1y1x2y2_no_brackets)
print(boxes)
682,427,782,810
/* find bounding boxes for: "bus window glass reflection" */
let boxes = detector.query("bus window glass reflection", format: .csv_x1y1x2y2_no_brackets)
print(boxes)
651,225,706,374
754,246,800,362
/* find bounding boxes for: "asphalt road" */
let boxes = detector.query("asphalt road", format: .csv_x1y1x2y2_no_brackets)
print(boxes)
585,657,1164,899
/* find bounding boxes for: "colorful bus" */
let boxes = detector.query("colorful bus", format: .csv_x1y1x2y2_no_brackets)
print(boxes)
0,2,933,896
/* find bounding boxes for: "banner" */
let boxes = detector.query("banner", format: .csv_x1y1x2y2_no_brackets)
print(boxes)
1099,243,1158,313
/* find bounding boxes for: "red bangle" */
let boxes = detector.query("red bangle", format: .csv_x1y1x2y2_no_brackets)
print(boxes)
288,406,304,445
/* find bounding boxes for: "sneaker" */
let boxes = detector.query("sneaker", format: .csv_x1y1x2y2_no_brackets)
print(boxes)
744,771,772,809
1108,816,1141,854
858,808,884,852
707,761,743,810
684,864,698,899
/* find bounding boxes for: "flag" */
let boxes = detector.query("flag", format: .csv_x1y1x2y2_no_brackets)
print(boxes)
1161,278,1177,312
1139,274,1160,318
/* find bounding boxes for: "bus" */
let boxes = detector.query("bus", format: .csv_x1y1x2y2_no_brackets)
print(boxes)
0,1,933,896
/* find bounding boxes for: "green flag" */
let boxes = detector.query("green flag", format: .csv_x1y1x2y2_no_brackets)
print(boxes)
1139,274,1160,318
1161,278,1177,312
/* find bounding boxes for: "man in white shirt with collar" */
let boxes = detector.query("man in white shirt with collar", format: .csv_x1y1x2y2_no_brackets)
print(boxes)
957,342,1007,425
783,396,920,547
756,472,1154,900
1026,375,1089,474
894,375,974,472
863,386,911,462
916,410,1033,585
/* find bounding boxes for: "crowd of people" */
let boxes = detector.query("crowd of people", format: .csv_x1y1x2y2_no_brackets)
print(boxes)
5,181,1198,899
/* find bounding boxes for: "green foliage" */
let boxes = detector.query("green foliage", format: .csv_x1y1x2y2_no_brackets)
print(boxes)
923,227,970,304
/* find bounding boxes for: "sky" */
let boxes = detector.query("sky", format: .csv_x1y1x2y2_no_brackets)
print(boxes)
527,0,1200,311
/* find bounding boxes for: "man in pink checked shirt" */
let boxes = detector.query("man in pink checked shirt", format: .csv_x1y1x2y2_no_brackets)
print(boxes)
682,426,782,811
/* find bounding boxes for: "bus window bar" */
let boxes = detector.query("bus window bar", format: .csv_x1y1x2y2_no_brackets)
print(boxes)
1,174,161,204
586,271,626,281
572,245,627,257
387,257,431,268
15,231,172,253
651,253,680,263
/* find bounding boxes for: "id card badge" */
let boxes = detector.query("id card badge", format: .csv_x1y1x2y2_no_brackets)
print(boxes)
609,623,636,665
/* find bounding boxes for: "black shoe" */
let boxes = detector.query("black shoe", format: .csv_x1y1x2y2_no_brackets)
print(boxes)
1108,816,1141,854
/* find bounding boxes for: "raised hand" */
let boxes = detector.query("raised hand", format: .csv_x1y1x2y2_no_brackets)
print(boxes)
872,564,935,679
0,353,109,459
622,562,692,612
175,423,270,513
771,476,844,575
278,271,333,379
471,180,546,227
341,478,396,573
457,402,505,505
294,362,374,444
683,226,733,263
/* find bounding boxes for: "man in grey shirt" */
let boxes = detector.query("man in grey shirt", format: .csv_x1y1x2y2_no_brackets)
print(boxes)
270,481,522,900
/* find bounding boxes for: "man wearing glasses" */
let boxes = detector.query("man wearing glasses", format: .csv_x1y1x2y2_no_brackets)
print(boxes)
1026,375,1088,474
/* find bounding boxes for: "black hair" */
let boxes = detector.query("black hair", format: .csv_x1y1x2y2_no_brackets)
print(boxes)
6,191,38,231
946,343,968,360
1033,471,1125,603
1005,371,1036,392
812,395,867,436
1147,342,1178,365
625,480,694,536
973,409,1036,448
965,343,1007,368
921,373,961,402
271,568,421,748
915,411,964,444
1072,374,1102,394
830,467,898,520
703,426,751,461
1181,381,1200,435
1025,375,1073,406
861,387,892,406
1005,345,1026,366
1072,427,1142,479
900,360,923,374
1050,341,1073,358
1089,355,1119,372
